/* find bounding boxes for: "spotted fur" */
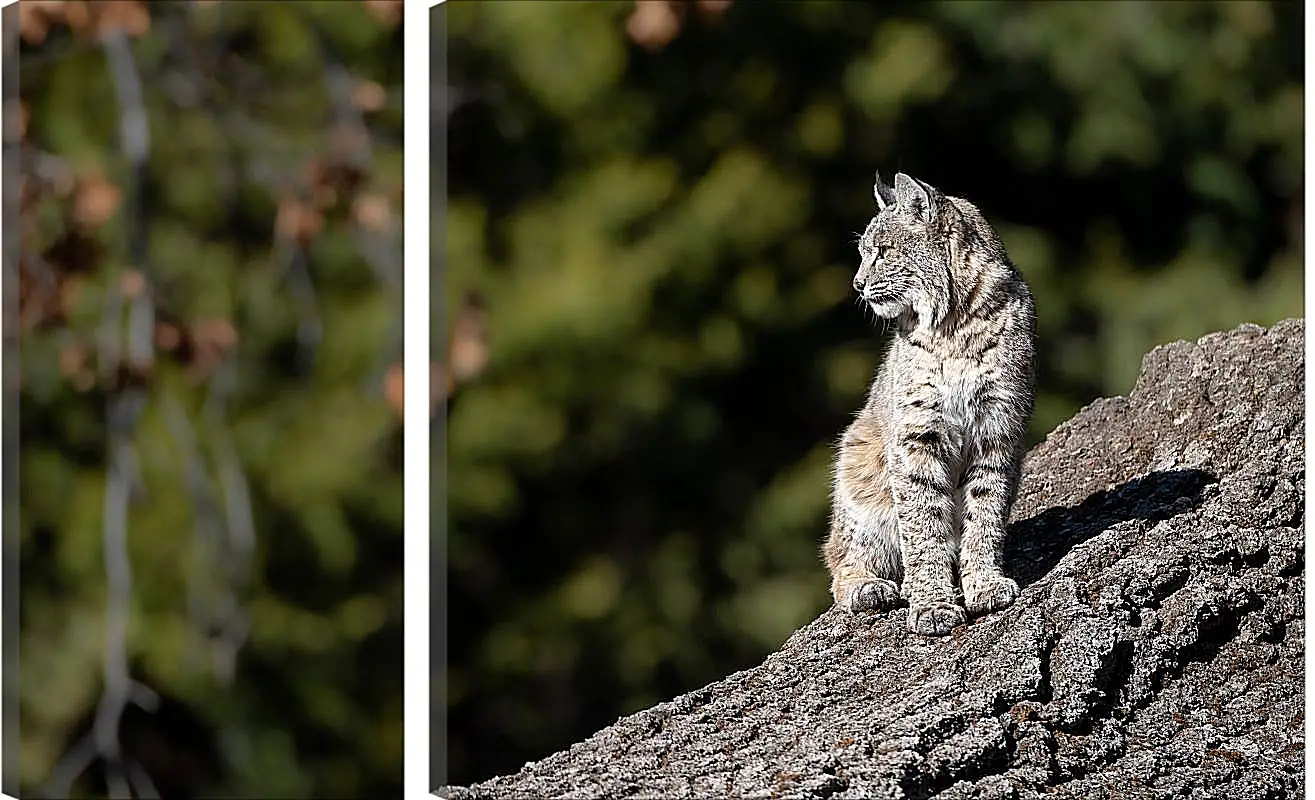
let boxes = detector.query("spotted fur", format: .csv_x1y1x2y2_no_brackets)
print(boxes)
823,171,1036,636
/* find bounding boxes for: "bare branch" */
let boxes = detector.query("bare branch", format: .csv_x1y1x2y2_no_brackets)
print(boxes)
82,26,160,799
40,733,97,799
205,362,255,684
94,388,144,798
102,33,149,165
123,756,160,800
162,389,228,676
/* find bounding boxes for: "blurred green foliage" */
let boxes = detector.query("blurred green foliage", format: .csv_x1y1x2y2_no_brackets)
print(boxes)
18,2,402,797
441,0,1302,785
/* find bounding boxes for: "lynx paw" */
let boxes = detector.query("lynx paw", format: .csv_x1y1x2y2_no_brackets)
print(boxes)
848,579,900,613
964,575,1020,616
907,601,966,636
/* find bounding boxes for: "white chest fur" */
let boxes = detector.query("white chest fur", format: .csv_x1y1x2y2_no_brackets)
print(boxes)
936,358,985,433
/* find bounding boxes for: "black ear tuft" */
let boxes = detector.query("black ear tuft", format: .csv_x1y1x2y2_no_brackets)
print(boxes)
873,170,897,210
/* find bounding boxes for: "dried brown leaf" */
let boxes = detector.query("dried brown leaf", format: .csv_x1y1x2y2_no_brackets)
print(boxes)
63,2,91,36
59,341,86,377
93,0,150,38
353,80,388,113
18,1,62,46
119,269,146,299
155,322,181,352
352,193,391,233
449,292,489,384
362,0,403,28
275,197,323,245
193,318,238,352
385,363,405,419
306,154,365,200
59,275,84,318
627,1,682,51
185,318,239,382
72,173,122,228
696,0,733,19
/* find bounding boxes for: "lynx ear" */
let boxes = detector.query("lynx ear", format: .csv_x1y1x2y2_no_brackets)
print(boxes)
893,172,940,219
873,170,897,210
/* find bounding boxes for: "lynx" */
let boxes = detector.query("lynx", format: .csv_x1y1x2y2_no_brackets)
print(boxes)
823,171,1036,636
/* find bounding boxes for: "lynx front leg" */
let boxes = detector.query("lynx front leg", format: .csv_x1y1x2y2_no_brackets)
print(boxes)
826,415,903,614
890,427,965,636
958,440,1022,616
824,509,901,614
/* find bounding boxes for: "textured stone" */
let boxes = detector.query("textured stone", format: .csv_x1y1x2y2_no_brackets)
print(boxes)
439,319,1304,799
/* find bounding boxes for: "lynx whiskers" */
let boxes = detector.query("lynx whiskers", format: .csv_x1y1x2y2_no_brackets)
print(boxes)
823,171,1036,636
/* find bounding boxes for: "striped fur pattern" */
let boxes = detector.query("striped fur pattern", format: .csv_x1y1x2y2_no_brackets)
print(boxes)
823,171,1036,636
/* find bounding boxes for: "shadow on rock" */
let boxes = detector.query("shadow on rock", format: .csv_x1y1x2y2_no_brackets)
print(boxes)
1005,468,1214,588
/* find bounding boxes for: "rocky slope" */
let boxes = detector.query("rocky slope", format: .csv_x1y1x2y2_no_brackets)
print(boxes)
441,319,1305,799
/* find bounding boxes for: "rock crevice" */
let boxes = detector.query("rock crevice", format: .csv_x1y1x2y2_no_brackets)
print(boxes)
443,319,1305,799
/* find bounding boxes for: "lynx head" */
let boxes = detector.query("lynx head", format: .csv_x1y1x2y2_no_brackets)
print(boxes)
853,171,958,330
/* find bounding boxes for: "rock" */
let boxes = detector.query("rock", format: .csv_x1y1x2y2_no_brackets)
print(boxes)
438,319,1304,799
